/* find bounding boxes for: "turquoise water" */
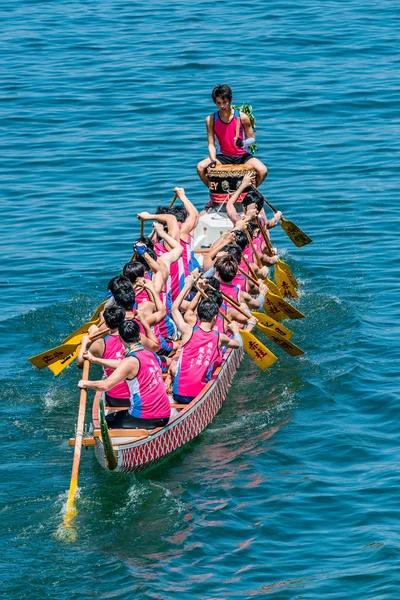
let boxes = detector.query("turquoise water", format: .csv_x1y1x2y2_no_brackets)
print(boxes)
1,0,399,597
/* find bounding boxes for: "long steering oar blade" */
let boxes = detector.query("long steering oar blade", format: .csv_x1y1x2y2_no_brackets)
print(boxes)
256,323,304,357
56,359,90,541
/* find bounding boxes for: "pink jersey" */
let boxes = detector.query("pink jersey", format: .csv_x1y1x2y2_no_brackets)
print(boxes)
213,109,247,157
173,327,220,398
126,348,170,419
134,272,152,305
155,238,191,302
219,281,240,305
231,272,246,290
102,335,130,399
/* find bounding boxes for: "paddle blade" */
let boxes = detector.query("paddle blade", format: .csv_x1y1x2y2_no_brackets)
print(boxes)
281,218,312,247
263,295,287,322
251,312,294,339
47,346,81,376
274,264,299,299
29,343,79,370
265,292,306,320
264,278,282,298
277,259,299,289
239,331,278,370
90,300,108,322
62,320,98,344
99,397,118,471
257,323,304,357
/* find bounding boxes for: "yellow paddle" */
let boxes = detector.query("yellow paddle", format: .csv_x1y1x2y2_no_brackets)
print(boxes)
196,285,278,370
252,186,312,247
29,323,108,371
217,289,304,358
255,217,299,298
56,359,90,542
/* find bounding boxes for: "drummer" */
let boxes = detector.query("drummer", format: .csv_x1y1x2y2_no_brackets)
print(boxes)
197,84,267,187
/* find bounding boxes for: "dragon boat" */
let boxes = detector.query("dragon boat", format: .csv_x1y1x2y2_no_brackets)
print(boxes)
88,164,258,473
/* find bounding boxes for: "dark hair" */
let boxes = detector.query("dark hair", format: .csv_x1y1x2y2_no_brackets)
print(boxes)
206,289,223,308
156,206,173,215
171,206,188,223
211,84,232,103
103,305,126,330
247,222,257,239
122,261,145,284
222,243,242,264
197,299,219,323
135,246,158,271
119,319,140,344
232,229,248,251
108,275,132,296
242,190,263,213
133,235,154,251
205,276,220,291
215,255,238,283
114,287,136,311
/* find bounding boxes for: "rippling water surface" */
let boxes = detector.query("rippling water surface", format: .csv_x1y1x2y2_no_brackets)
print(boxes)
1,0,399,598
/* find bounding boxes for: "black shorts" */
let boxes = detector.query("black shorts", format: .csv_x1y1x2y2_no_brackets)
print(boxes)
216,153,253,165
105,410,169,430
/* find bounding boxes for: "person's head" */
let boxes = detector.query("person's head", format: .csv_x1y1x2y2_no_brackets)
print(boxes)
171,206,188,223
206,288,223,308
107,275,132,297
211,84,232,110
222,243,242,264
103,305,126,330
232,229,248,251
156,206,173,215
205,276,220,292
133,235,154,251
133,244,158,271
214,254,238,283
114,287,136,311
122,261,145,284
118,319,140,346
197,299,219,326
242,189,263,213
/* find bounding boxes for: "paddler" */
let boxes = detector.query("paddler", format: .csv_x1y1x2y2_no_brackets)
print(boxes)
197,84,267,187
79,320,170,430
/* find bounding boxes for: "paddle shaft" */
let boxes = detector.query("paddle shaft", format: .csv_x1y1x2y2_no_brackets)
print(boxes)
241,255,259,283
244,227,263,269
64,359,90,524
132,193,178,261
256,217,274,256
237,264,259,287
250,183,278,214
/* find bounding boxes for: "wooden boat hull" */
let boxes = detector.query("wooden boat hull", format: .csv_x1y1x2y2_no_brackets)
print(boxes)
92,341,244,474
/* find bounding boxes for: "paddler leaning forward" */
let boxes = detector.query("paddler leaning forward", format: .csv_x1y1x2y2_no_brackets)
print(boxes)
78,320,170,429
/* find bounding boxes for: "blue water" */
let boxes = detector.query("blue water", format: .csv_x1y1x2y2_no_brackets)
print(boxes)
1,0,399,597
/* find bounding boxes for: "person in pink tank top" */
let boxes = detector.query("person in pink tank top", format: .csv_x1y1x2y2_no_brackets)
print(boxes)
79,320,171,430
170,273,242,404
78,305,130,407
197,84,267,187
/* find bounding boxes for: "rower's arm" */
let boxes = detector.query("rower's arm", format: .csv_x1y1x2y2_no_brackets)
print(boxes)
206,115,217,161
78,357,138,392
138,212,180,242
77,337,104,368
240,112,255,140
227,177,250,225
140,282,166,325
202,232,234,271
174,187,199,235
171,279,195,336
219,333,240,350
